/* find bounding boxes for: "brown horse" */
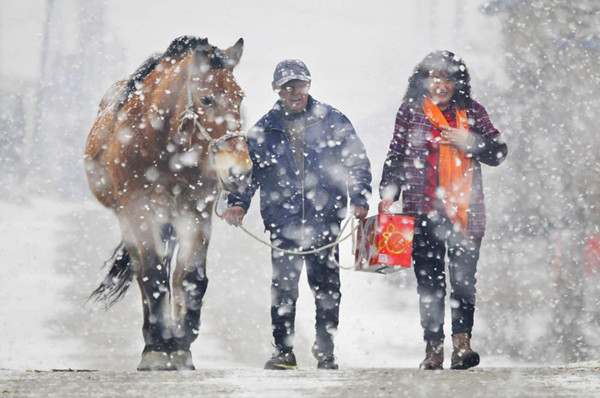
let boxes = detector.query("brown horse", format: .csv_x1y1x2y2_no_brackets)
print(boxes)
84,36,252,371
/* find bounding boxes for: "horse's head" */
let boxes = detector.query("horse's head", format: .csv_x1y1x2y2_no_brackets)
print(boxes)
178,37,252,193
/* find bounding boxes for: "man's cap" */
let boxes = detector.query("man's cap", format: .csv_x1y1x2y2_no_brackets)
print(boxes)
272,59,311,87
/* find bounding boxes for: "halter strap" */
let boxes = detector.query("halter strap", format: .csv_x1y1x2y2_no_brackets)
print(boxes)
176,83,245,152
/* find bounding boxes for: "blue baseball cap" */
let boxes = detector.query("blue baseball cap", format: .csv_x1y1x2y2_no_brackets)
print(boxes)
272,59,311,87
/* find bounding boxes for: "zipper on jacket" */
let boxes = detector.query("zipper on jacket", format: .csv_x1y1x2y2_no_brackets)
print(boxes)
301,159,305,244
278,129,306,243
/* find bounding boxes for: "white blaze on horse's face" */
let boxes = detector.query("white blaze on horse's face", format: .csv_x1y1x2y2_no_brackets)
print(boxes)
194,68,252,193
213,135,252,192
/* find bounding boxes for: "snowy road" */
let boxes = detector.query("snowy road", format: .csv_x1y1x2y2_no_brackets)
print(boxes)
3,197,600,397
1,366,600,398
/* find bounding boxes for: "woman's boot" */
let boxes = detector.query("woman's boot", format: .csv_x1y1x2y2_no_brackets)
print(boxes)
451,333,480,369
419,339,444,370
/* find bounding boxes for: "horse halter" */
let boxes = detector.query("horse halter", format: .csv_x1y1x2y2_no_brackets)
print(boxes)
176,83,246,154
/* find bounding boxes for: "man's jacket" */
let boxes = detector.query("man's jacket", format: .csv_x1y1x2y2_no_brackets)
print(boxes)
228,96,372,233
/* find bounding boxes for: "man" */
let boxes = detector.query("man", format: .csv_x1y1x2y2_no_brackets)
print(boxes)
223,59,371,370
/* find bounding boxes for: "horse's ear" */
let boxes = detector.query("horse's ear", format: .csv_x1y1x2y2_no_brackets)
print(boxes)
224,38,244,69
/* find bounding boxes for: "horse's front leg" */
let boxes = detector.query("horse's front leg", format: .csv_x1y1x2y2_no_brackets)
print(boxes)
171,214,211,370
122,213,175,371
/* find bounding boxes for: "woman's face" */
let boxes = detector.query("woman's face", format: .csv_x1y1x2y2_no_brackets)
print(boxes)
427,71,455,108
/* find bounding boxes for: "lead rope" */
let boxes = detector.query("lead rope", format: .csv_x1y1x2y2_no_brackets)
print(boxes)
239,217,358,270
213,187,362,270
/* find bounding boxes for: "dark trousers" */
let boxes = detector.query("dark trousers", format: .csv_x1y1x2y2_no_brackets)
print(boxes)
412,213,482,341
269,228,341,357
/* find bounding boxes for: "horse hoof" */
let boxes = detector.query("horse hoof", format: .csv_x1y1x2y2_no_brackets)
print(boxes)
137,351,174,371
170,350,195,371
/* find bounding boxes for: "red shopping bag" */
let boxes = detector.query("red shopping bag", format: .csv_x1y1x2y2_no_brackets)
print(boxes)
355,213,415,273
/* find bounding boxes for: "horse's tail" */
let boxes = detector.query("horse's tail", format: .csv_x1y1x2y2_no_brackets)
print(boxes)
89,242,133,309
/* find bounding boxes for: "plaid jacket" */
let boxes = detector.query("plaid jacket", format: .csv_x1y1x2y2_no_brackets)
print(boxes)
379,100,507,238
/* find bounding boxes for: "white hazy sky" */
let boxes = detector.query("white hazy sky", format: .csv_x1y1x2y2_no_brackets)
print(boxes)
0,0,505,133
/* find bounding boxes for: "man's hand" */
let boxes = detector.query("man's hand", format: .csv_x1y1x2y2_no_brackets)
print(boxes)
222,206,246,226
440,125,473,150
378,199,395,214
353,206,369,220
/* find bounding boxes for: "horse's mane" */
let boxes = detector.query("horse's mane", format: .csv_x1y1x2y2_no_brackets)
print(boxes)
118,36,227,109
118,54,162,108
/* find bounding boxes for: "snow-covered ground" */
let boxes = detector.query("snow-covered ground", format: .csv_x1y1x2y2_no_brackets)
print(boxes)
2,366,600,398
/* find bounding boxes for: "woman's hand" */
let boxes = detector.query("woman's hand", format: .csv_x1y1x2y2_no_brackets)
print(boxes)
440,125,473,150
378,199,395,214
353,206,369,220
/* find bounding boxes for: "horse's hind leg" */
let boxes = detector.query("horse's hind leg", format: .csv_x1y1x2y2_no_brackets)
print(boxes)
171,217,211,370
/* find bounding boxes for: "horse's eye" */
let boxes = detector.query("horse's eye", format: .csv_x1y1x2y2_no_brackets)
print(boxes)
200,96,213,106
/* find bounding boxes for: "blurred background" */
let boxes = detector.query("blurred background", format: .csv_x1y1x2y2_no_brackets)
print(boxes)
1,0,599,370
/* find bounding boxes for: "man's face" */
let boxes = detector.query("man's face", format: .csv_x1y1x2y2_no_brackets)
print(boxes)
274,79,310,114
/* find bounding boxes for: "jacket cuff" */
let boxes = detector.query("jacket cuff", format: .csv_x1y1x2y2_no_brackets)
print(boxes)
227,194,250,212
230,201,249,211
351,200,369,211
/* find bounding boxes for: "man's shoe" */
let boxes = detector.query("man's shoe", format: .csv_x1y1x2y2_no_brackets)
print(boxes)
317,357,338,370
264,351,298,370
312,345,338,370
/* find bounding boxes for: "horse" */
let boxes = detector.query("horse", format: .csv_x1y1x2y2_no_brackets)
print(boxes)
84,36,252,371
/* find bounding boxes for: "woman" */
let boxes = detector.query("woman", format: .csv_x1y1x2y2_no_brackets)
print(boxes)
379,51,507,370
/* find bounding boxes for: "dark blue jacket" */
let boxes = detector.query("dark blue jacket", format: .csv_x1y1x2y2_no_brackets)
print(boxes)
228,96,372,233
